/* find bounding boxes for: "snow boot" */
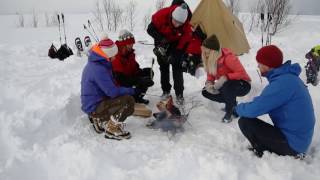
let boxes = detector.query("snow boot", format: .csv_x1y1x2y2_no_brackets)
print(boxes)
161,91,171,100
89,116,105,134
136,98,149,105
105,117,131,140
222,107,237,123
176,94,184,105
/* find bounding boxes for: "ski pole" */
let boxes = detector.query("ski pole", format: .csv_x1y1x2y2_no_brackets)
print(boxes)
260,13,264,47
57,14,62,45
61,13,68,45
150,58,155,80
137,40,154,46
84,24,99,42
141,93,162,98
256,69,263,84
88,20,99,42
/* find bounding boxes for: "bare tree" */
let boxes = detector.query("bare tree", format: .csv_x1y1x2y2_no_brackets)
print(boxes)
102,0,113,31
265,0,292,35
93,0,104,31
32,9,38,28
125,0,137,31
143,10,152,30
110,3,123,31
45,12,50,27
17,13,25,28
51,12,59,26
225,0,240,16
155,0,166,11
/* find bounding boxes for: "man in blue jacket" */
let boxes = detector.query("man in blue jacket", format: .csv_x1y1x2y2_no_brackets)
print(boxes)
236,45,315,157
81,36,137,140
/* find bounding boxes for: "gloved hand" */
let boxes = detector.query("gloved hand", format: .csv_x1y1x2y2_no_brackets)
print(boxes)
153,45,168,58
189,55,201,76
181,54,189,72
133,88,142,96
159,37,169,46
205,81,219,94
213,76,228,90
137,76,154,87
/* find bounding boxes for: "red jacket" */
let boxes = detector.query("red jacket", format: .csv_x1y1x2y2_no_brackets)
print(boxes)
207,48,251,82
112,50,140,77
151,5,192,43
177,32,202,55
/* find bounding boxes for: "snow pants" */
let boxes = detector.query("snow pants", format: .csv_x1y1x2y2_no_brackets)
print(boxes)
238,117,298,157
91,95,135,122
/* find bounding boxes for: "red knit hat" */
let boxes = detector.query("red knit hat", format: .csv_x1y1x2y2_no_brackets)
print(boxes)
116,29,135,47
98,37,118,58
256,45,283,68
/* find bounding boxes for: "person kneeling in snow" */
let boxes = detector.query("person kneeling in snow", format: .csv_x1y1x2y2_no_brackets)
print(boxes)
112,30,154,105
81,36,139,140
236,45,316,157
201,34,251,123
305,44,320,85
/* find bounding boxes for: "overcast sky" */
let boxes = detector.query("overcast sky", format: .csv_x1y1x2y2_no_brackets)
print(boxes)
0,0,319,15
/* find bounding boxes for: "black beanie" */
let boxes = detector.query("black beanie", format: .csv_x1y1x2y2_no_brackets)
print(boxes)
202,34,220,51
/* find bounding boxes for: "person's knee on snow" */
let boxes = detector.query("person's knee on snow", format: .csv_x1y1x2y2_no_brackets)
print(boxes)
236,45,315,157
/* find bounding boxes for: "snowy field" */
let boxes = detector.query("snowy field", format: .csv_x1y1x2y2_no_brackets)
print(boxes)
0,4,320,180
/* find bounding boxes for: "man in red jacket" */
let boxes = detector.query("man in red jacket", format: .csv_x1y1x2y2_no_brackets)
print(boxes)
147,3,191,104
112,30,154,104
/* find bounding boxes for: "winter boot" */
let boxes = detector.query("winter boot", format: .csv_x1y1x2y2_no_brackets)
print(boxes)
89,116,106,134
247,146,263,158
176,94,184,105
135,97,150,105
222,107,236,123
161,91,171,100
105,117,131,140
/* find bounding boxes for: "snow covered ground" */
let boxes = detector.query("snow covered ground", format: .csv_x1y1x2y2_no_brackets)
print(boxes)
0,6,320,180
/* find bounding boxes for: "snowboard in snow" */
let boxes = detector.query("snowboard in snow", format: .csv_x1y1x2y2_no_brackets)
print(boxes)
133,103,152,117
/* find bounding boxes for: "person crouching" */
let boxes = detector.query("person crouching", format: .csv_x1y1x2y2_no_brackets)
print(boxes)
81,36,139,140
201,34,251,123
112,30,154,104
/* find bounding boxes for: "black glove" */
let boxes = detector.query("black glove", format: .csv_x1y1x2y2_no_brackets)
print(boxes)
153,45,168,58
180,53,189,72
188,55,201,76
134,88,142,96
137,76,154,87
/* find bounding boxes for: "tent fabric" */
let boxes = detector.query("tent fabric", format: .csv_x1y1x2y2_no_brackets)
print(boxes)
190,0,250,55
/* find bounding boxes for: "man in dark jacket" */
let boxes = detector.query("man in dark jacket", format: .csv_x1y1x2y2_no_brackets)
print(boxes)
236,45,315,157
112,30,154,105
81,36,137,140
147,3,192,104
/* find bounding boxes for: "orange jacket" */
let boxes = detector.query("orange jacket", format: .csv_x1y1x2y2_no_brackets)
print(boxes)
207,48,251,82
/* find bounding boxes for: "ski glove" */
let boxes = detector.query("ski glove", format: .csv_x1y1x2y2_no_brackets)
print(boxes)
153,45,168,59
205,81,219,95
214,76,228,90
133,88,142,96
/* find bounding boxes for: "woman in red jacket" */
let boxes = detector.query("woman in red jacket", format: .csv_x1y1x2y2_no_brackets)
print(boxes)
112,30,154,104
201,34,251,123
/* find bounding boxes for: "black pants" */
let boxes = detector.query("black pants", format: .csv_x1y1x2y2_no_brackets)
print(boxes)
238,117,298,156
157,54,184,96
202,80,251,114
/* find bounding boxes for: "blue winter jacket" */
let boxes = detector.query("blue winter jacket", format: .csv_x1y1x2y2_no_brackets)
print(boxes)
81,45,135,114
236,61,315,153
